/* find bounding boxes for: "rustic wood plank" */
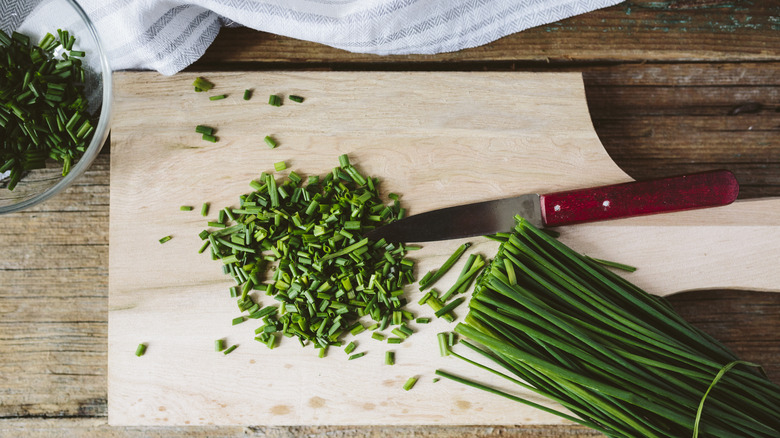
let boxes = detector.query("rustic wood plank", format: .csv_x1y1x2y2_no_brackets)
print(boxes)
192,0,780,68
0,419,601,437
667,290,780,383
582,63,780,197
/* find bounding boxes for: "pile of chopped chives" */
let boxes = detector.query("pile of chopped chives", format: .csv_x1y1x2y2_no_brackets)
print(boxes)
0,29,96,190
200,155,419,352
437,216,780,437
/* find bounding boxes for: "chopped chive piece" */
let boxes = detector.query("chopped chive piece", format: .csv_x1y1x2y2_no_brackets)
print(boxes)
268,94,282,106
403,376,418,391
424,295,455,323
192,76,214,91
180,205,194,211
371,332,386,341
432,378,440,383
274,161,287,171
222,344,238,355
215,339,225,352
231,316,246,325
289,95,304,103
385,351,395,365
202,134,217,143
438,332,450,356
243,89,252,100
264,135,278,148
447,332,457,347
135,343,147,357
434,296,466,318
417,291,433,305
348,352,366,360
158,235,172,244
415,317,431,324
350,323,366,336
209,94,227,101
200,202,210,217
387,337,403,344
344,341,356,354
195,125,214,135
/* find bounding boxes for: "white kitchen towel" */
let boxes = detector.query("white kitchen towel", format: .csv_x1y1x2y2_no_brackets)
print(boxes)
8,0,624,75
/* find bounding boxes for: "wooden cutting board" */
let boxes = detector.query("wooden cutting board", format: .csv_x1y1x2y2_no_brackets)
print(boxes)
108,71,780,426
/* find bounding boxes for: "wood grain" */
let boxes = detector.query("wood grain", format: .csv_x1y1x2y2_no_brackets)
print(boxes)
0,418,602,438
108,71,623,426
107,71,780,427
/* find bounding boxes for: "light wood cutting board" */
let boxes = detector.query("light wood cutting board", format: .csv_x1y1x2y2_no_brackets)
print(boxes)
108,71,780,426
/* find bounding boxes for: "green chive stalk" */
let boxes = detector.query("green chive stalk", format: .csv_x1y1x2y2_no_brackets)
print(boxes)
439,216,780,437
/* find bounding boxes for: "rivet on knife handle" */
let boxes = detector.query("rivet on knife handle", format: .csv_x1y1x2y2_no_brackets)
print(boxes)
539,170,739,227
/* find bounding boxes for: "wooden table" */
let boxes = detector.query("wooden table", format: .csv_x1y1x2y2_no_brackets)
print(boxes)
2,1,779,436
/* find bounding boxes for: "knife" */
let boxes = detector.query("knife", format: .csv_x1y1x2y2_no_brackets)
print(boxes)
366,170,739,243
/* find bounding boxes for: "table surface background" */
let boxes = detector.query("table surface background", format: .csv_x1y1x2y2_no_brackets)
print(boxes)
2,1,779,436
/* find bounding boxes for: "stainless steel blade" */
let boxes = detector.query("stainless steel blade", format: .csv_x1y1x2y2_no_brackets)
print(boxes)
367,194,542,243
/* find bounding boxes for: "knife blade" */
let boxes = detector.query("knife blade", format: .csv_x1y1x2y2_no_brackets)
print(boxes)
366,169,739,243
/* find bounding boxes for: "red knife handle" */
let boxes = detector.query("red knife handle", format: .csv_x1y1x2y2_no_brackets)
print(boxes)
539,170,739,227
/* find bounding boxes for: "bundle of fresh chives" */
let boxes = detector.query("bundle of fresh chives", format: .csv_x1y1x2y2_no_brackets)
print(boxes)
200,155,418,352
1,29,96,190
438,216,780,437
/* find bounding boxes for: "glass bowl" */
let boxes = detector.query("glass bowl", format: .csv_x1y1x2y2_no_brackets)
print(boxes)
0,0,111,214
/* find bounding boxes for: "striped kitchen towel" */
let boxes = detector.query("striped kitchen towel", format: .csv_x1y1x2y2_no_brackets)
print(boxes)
8,0,623,75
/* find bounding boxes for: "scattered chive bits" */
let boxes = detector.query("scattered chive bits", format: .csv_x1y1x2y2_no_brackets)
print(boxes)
199,155,417,354
135,343,147,357
1,29,97,190
385,351,395,365
202,134,217,143
215,339,226,352
243,89,252,101
193,76,214,92
403,376,418,391
180,205,194,211
273,161,287,172
222,344,238,355
209,94,227,101
288,95,304,103
268,94,282,106
158,235,172,244
195,125,214,135
264,135,277,149
201,202,210,217
348,352,367,360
